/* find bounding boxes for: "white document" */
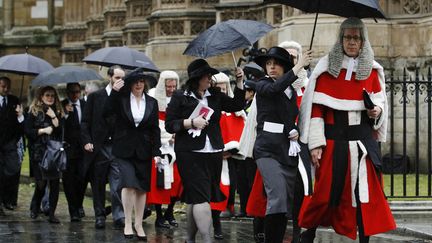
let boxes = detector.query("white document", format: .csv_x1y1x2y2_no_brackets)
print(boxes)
188,102,215,138
263,121,284,133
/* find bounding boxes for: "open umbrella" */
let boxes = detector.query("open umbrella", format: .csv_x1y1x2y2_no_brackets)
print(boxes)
183,19,274,66
264,0,386,49
83,46,159,72
31,66,103,86
0,53,54,98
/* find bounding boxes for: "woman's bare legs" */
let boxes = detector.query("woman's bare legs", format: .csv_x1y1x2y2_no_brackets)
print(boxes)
121,188,135,235
134,191,147,237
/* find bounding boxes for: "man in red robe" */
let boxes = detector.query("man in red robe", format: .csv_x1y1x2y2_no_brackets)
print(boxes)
298,17,396,242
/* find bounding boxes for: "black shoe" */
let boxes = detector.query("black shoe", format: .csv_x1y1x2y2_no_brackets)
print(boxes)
254,233,265,243
78,207,85,218
166,218,178,227
0,207,6,216
48,216,60,224
137,235,147,241
95,218,106,229
234,212,247,218
164,211,178,227
299,228,316,243
113,218,125,230
124,233,134,239
155,218,171,229
214,232,224,240
4,203,15,210
143,207,152,220
70,214,81,222
30,210,38,219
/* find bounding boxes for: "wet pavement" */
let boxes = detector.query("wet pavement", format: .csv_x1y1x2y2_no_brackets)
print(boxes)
0,184,431,243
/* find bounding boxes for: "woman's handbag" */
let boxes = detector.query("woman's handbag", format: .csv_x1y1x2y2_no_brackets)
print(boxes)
39,127,67,173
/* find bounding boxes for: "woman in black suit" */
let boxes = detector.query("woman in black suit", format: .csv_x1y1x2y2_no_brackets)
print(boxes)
165,59,245,243
104,68,162,241
252,47,311,242
25,86,65,223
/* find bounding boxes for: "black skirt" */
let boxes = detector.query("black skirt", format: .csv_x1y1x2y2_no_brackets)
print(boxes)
176,151,225,204
117,157,151,192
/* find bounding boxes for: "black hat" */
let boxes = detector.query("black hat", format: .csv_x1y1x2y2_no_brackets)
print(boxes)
253,46,294,73
124,68,154,86
186,59,219,83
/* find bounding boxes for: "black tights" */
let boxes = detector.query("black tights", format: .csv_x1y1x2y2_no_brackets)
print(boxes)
30,179,60,217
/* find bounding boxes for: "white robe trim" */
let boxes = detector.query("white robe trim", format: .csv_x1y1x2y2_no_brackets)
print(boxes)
221,159,230,186
298,157,310,196
308,118,326,150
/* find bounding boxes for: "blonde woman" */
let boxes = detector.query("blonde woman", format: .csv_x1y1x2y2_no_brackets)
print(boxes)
25,86,64,223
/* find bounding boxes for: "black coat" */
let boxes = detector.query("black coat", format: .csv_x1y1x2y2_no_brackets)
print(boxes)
24,109,63,179
254,71,299,166
62,99,86,160
80,88,116,177
0,95,23,146
165,87,245,152
103,90,161,160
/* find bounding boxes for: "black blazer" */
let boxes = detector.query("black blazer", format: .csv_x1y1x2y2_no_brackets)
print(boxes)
254,71,299,166
0,94,23,147
103,90,161,160
165,87,245,152
62,99,86,160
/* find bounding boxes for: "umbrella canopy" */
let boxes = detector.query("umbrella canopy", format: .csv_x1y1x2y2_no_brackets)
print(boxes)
266,0,385,18
183,19,274,59
31,66,103,86
82,46,159,72
0,53,54,75
264,0,386,49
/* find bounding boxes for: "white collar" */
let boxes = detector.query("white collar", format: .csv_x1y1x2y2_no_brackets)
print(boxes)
185,90,211,99
105,83,113,95
130,92,146,101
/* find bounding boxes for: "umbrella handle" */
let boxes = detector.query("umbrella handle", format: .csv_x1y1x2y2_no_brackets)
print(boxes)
231,51,237,68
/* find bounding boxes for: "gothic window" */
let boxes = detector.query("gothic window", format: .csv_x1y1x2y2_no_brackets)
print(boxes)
65,52,84,63
160,21,184,36
131,32,149,45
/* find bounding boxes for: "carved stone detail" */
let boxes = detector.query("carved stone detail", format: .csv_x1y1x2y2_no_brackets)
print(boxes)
273,6,282,24
191,20,215,35
131,31,149,45
221,9,265,22
159,21,184,36
65,30,86,42
108,39,123,47
191,0,218,3
65,52,85,63
161,0,185,4
109,15,126,27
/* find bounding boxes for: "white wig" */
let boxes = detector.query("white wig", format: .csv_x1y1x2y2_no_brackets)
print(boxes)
154,70,180,111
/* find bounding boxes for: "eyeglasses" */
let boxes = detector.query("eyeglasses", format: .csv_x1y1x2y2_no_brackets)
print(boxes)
343,35,362,42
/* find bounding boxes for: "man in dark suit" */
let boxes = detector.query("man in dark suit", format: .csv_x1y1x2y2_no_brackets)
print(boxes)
81,66,125,229
62,82,87,222
0,76,24,216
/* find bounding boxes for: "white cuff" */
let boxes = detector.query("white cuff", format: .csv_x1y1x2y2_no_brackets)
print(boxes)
308,117,326,150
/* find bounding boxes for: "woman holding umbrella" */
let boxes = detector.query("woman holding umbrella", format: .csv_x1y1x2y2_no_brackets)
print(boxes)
103,68,162,240
165,59,245,243
252,46,311,242
25,86,64,223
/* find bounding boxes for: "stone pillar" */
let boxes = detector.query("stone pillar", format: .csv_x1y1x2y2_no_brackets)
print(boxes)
47,0,55,30
3,0,14,31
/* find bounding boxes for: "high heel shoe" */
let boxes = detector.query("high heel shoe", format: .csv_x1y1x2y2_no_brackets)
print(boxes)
134,225,147,241
123,233,134,239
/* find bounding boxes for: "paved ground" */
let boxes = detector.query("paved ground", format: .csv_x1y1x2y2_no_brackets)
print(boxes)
0,184,431,243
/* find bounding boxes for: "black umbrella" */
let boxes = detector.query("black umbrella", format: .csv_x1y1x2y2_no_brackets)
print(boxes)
31,66,103,86
0,53,54,98
264,0,386,49
83,46,159,72
183,19,274,66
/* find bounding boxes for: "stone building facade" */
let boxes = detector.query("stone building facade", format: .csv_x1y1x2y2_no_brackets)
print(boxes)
1,0,431,169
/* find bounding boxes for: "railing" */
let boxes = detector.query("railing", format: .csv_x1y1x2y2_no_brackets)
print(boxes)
384,67,432,198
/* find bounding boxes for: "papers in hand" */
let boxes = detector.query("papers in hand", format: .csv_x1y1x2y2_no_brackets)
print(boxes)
188,102,214,138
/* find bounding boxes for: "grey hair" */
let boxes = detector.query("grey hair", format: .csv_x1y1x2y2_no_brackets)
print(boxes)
328,17,374,80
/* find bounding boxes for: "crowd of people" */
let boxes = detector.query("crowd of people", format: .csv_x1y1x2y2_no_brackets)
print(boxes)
0,17,396,243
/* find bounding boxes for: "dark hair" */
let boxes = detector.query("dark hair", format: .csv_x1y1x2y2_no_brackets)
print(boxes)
185,76,203,99
107,65,123,77
66,82,81,92
0,76,11,89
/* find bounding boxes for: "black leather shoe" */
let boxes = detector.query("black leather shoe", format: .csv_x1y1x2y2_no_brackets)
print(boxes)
95,218,106,229
48,216,60,224
113,218,125,229
137,235,147,241
155,218,171,229
167,219,178,227
104,206,112,216
254,233,265,243
30,210,38,219
124,233,134,239
0,207,6,216
143,207,152,220
4,203,15,210
78,207,85,218
70,215,81,222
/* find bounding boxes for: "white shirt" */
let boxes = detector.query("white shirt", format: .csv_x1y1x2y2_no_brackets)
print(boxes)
105,83,113,96
187,90,222,153
68,99,82,123
130,92,146,127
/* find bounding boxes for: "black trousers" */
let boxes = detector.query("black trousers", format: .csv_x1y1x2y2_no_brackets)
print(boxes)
226,158,238,206
0,141,20,206
30,179,60,216
63,157,86,217
236,157,257,213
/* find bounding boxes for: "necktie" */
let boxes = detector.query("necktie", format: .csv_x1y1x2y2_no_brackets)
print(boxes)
72,103,79,124
0,97,5,111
